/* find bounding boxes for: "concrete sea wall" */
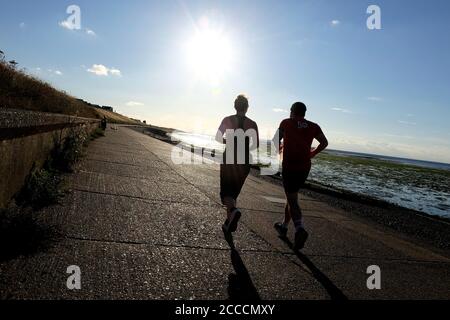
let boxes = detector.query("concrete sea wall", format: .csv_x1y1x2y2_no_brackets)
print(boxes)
0,108,100,209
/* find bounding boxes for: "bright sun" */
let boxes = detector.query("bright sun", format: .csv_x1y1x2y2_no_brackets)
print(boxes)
185,22,233,85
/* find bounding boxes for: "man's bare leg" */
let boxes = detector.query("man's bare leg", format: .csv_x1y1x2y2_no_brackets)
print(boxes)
285,192,308,249
283,203,292,226
222,196,241,233
274,202,292,237
285,192,302,227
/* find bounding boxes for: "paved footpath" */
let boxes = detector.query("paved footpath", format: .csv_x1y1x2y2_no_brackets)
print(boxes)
1,126,449,300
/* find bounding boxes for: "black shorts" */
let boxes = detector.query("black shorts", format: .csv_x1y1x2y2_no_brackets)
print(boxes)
282,169,310,194
220,164,250,203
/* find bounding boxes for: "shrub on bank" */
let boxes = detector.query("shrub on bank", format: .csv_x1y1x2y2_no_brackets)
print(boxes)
17,124,103,210
16,166,62,210
51,127,88,172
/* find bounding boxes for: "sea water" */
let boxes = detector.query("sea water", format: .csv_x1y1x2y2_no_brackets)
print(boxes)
168,132,450,219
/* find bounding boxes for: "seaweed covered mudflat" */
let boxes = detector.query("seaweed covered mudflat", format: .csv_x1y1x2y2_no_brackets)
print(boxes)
310,152,450,219
153,131,450,219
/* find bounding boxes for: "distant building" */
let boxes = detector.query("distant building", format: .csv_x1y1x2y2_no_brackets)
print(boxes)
78,99,115,112
102,106,114,112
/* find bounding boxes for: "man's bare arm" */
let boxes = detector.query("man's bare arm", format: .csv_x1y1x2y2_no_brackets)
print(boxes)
249,124,260,151
215,129,225,144
272,128,283,154
310,133,328,158
215,119,226,144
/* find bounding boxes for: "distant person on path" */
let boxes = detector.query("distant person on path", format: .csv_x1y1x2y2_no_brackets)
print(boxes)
216,94,259,234
101,116,107,131
273,102,328,250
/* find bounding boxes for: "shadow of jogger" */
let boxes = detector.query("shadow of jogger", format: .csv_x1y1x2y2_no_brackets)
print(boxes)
227,249,261,301
223,230,261,301
280,236,348,300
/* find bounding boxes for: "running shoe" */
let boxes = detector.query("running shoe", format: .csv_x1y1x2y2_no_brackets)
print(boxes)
274,222,288,238
294,228,309,250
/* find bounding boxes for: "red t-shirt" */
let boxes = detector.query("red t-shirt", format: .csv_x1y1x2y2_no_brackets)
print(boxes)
279,117,323,171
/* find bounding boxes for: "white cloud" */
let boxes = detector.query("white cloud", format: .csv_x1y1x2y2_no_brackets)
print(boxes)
272,108,288,113
398,120,416,126
331,107,352,114
87,64,121,77
59,20,96,37
47,69,63,76
86,28,96,36
32,67,62,76
109,68,122,76
367,96,383,102
379,133,414,140
19,22,26,29
88,64,108,76
59,20,74,30
330,20,340,26
126,101,145,107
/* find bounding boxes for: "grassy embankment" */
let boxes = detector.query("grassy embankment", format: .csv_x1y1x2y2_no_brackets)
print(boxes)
0,51,138,124
0,51,127,209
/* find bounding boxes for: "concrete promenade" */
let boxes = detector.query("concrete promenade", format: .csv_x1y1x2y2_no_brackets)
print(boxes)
1,126,449,300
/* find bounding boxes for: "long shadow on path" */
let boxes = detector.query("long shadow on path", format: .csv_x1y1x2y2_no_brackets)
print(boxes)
223,231,261,301
280,236,348,300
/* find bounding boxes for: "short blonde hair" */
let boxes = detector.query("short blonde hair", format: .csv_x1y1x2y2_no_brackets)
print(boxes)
234,94,249,112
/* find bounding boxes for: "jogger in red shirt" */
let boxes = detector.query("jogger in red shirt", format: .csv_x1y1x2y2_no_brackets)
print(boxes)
273,102,328,250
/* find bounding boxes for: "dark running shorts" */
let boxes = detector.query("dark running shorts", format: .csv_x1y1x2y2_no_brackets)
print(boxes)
220,164,250,203
282,169,310,194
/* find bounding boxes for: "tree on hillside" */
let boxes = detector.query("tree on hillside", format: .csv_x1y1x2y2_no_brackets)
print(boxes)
9,60,18,69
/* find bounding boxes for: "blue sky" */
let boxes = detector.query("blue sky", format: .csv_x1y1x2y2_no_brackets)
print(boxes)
1,0,450,163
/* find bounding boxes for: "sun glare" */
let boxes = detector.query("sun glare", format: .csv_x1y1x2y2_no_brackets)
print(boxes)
185,21,234,85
